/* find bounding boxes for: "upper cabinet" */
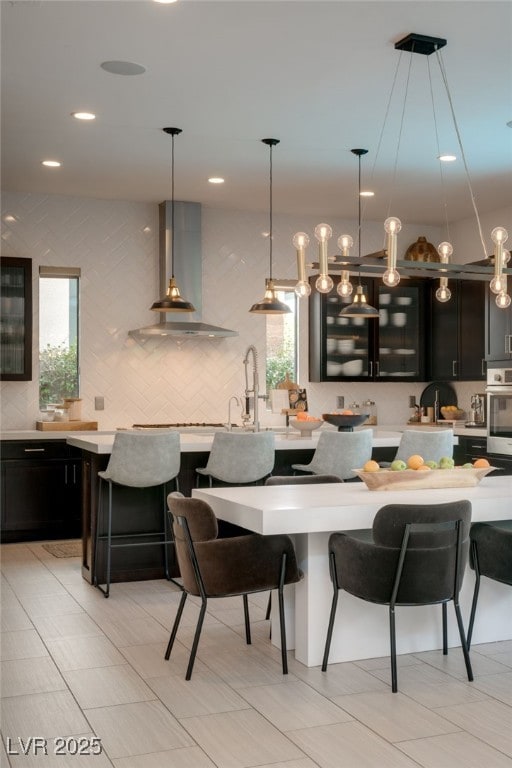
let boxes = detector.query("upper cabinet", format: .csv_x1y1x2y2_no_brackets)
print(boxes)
485,290,512,363
428,280,486,381
309,276,427,382
0,257,32,381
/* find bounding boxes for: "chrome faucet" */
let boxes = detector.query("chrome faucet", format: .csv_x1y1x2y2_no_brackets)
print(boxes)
243,345,262,431
226,395,241,431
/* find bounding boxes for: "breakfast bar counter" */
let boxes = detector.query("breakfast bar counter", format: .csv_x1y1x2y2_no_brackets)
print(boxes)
194,476,512,667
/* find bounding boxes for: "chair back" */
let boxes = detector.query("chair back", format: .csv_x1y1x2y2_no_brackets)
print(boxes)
100,430,181,487
266,474,343,485
470,519,512,585
202,431,275,484
304,430,372,479
394,429,454,463
167,495,218,595
373,500,472,604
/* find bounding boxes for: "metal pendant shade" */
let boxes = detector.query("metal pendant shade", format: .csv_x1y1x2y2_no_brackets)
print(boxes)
339,149,379,319
151,127,195,313
250,139,291,315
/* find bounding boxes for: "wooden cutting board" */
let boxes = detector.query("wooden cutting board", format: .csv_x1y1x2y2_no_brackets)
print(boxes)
36,421,98,431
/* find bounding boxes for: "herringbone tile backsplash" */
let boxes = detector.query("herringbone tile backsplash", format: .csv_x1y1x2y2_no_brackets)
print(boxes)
1,191,479,431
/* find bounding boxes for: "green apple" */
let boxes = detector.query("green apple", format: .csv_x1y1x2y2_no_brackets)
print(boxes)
462,462,473,468
425,460,438,469
390,459,407,471
438,456,455,469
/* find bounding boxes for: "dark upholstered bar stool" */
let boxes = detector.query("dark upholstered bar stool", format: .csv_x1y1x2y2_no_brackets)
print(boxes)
265,474,343,485
94,430,181,598
322,500,473,692
467,519,512,648
165,495,303,679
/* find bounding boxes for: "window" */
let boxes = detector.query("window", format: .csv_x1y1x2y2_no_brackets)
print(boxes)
39,267,80,408
265,289,297,393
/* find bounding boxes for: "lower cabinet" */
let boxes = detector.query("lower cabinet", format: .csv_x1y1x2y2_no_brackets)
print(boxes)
1,440,82,542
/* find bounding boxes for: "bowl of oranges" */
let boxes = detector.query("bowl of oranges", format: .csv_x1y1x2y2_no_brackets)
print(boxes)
440,406,466,421
354,455,495,490
289,412,323,437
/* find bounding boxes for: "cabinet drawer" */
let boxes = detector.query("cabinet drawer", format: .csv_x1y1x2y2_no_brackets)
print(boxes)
1,441,79,460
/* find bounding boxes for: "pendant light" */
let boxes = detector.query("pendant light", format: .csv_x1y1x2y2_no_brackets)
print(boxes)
250,139,291,315
339,149,379,319
151,127,195,313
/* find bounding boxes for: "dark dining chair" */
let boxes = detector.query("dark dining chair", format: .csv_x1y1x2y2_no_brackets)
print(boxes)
467,519,512,648
322,500,473,692
165,495,303,679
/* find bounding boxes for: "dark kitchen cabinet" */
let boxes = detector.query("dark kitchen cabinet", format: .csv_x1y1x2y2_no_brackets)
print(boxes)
428,280,486,381
309,276,427,382
485,290,512,363
0,257,32,380
1,441,82,542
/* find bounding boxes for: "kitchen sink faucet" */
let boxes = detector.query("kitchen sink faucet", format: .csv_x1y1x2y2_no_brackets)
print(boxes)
243,345,265,432
226,396,242,431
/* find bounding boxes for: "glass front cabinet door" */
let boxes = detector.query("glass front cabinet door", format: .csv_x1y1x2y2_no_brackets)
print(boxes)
309,276,426,381
0,257,32,381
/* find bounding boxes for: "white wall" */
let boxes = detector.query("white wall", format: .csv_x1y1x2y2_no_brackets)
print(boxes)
1,190,495,431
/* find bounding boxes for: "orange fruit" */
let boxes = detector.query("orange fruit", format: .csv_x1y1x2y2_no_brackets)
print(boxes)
473,457,490,468
416,464,431,471
342,410,354,415
296,412,307,421
363,460,380,472
407,454,425,470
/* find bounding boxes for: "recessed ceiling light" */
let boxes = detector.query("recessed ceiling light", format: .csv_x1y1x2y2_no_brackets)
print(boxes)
41,160,61,167
439,154,457,162
153,0,178,3
72,111,96,121
208,177,225,184
360,190,374,197
100,60,146,76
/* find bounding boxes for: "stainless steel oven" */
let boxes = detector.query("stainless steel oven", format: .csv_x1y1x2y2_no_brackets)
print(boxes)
486,368,512,455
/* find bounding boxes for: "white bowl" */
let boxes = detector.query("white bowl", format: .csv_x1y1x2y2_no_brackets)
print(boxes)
341,359,363,376
392,312,407,327
397,296,412,306
326,338,338,353
338,338,355,353
289,418,323,437
380,293,391,305
326,361,344,376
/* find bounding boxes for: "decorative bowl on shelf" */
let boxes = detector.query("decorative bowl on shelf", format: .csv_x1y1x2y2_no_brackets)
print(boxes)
289,418,323,437
353,466,496,491
322,413,369,432
440,407,466,421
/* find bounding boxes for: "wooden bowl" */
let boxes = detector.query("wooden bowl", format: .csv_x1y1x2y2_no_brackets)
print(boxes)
353,466,496,491
440,407,466,421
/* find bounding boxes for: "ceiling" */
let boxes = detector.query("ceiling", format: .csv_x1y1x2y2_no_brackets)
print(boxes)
2,0,511,226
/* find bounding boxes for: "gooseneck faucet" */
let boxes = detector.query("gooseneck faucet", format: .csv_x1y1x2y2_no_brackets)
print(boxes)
243,345,261,431
226,395,241,431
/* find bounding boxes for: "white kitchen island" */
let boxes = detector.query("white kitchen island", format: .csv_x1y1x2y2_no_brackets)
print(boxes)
193,476,512,667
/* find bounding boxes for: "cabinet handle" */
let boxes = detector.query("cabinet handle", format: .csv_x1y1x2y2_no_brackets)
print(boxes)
481,359,486,376
73,464,76,484
369,361,373,377
64,465,68,484
24,448,45,453
375,361,380,376
452,360,457,377
506,335,512,354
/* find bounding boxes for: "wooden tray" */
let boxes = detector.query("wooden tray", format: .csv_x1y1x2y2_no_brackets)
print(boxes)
36,421,98,431
354,466,496,491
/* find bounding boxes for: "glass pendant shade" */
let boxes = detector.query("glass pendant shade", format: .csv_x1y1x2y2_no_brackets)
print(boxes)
339,285,379,318
496,290,511,309
250,278,291,314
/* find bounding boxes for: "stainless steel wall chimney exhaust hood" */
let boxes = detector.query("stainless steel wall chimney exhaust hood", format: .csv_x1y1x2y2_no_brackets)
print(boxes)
129,201,238,340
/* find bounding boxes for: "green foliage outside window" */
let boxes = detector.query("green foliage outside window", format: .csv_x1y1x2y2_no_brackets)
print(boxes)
266,347,295,392
39,343,79,407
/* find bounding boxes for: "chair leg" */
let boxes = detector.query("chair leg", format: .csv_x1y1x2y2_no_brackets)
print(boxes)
322,552,339,672
265,592,272,620
389,605,398,692
453,599,474,682
162,484,170,580
186,597,207,680
442,601,448,655
467,541,480,650
165,590,187,660
277,553,288,674
243,594,251,645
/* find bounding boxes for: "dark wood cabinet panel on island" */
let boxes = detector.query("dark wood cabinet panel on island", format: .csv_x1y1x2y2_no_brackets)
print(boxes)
309,275,427,382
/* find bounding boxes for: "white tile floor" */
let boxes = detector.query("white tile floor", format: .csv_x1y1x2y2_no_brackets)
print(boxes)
2,540,512,767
